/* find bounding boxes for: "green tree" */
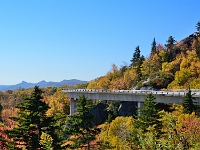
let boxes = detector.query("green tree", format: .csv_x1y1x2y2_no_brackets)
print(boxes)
130,46,141,67
6,86,63,149
195,21,200,57
135,55,145,83
165,36,176,51
136,93,162,136
151,37,157,55
64,95,100,150
182,87,196,114
196,21,200,35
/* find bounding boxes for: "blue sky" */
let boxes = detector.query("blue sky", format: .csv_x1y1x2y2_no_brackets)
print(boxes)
0,0,200,85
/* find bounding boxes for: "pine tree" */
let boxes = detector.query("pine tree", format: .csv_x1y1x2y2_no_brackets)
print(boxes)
163,50,173,62
151,37,157,55
136,93,162,135
5,86,63,149
196,21,200,35
182,87,196,114
130,46,141,67
165,36,176,51
195,21,200,57
64,95,100,150
135,55,145,83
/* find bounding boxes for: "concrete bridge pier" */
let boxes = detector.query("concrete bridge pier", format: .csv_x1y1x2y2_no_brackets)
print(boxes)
70,98,78,115
138,102,144,116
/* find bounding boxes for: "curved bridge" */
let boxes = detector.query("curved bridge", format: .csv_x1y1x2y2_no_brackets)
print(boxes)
62,89,200,114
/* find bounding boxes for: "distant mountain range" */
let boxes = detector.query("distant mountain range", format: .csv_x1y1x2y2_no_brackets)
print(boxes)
0,79,88,92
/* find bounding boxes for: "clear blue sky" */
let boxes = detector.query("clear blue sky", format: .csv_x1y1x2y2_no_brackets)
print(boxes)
0,0,200,85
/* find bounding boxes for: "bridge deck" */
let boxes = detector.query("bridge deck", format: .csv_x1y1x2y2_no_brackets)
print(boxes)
62,89,200,104
62,89,200,114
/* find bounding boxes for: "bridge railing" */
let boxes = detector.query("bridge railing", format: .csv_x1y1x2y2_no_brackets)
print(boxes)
62,88,200,97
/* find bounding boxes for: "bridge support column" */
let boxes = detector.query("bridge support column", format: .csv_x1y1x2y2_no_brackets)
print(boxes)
137,102,144,116
70,98,78,115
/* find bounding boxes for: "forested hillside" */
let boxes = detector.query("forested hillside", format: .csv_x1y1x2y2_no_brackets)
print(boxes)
87,22,200,91
0,21,200,149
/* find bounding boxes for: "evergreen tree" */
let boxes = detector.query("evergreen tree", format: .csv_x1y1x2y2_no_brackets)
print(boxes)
163,50,173,62
196,21,200,35
182,87,196,114
195,21,200,57
136,93,162,135
151,37,157,55
64,95,100,150
6,86,63,149
135,55,145,82
165,36,176,51
130,46,141,67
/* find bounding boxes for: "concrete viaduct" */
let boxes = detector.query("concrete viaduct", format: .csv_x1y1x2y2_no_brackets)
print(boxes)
62,89,200,115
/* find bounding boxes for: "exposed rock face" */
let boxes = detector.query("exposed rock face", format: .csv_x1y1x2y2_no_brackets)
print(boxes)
183,34,196,48
92,103,108,125
118,101,138,116
176,33,197,49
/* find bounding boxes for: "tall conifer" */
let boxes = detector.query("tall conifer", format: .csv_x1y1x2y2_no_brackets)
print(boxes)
130,46,141,67
183,87,196,114
64,95,100,150
136,93,162,135
6,86,63,149
151,37,157,55
165,36,176,51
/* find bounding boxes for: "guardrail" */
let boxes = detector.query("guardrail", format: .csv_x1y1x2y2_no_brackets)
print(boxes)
62,88,200,97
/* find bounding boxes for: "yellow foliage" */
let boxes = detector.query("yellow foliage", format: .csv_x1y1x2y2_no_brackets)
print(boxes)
158,49,166,62
46,92,70,117
171,104,184,116
190,78,200,88
97,76,111,90
99,116,135,149
180,57,189,70
162,58,181,73
40,132,53,150
176,112,197,128
87,80,98,89
159,110,178,133
141,55,162,75
107,64,121,81
141,59,152,76
168,69,191,89
108,116,134,139
186,50,199,62
123,68,136,89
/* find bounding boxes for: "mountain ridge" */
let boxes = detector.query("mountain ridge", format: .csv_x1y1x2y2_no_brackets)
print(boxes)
0,79,87,92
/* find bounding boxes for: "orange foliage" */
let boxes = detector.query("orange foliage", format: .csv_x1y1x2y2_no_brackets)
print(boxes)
1,108,18,129
176,113,200,142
